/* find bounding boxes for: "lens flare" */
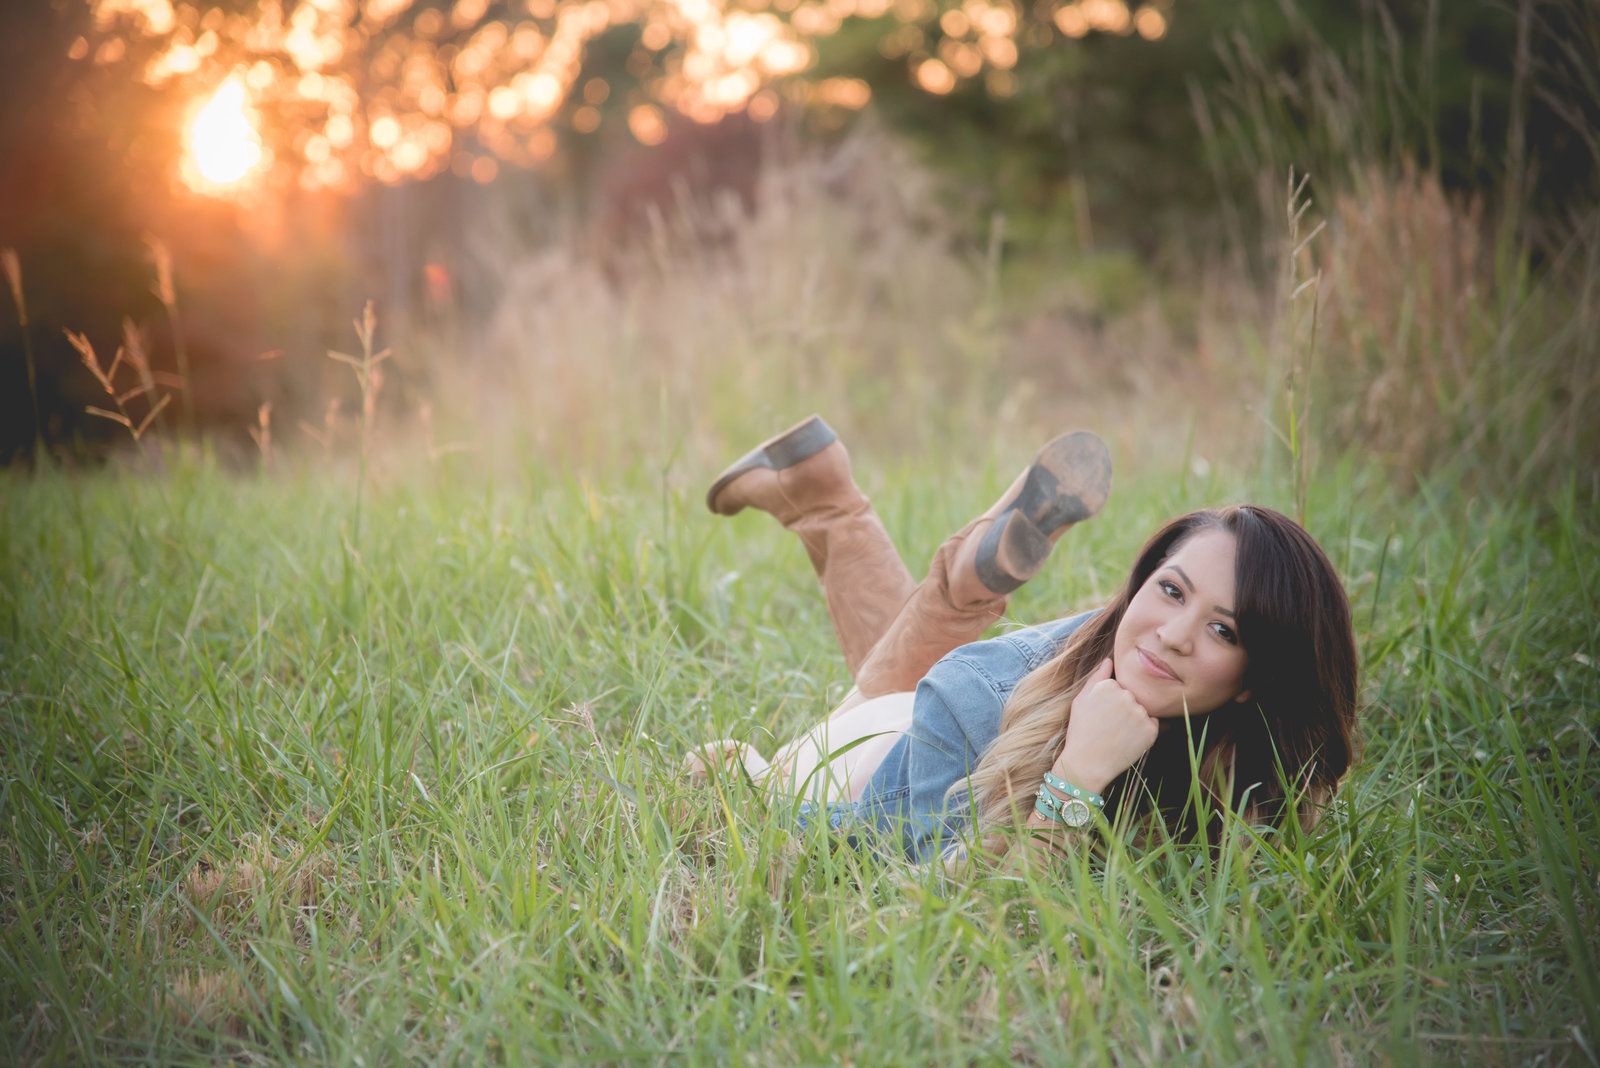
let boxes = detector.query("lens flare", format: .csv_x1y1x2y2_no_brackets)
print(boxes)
185,78,263,190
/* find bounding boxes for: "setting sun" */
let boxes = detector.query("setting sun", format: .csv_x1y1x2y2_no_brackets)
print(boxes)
184,78,263,190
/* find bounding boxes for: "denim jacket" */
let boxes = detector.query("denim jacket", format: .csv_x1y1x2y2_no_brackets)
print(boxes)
795,610,1096,861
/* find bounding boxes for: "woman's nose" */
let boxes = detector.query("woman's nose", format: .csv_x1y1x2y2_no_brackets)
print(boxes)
1157,615,1195,653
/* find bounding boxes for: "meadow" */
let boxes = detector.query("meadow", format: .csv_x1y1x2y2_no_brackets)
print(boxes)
3,145,1599,1064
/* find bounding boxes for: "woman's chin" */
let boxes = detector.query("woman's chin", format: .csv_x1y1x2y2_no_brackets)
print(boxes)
1113,660,1166,714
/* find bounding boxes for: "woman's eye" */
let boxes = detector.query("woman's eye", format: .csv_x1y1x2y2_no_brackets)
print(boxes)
1211,622,1238,645
1159,580,1181,600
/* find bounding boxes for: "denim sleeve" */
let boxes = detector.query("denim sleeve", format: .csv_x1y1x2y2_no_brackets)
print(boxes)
894,657,1003,860
793,656,999,861
793,610,1096,861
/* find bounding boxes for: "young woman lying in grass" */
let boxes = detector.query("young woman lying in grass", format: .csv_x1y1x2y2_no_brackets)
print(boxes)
687,416,1359,861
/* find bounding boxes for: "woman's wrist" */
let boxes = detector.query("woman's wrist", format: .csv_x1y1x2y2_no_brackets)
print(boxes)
1047,756,1112,800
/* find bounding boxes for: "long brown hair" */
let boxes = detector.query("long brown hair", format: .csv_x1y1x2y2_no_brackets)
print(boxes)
961,505,1359,846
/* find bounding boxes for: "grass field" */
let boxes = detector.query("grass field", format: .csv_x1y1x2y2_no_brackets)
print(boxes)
2,419,1596,1063
2,95,1598,1062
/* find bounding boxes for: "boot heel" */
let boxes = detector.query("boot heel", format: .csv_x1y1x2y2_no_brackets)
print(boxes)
706,415,838,514
970,430,1112,594
762,417,837,469
974,511,1050,595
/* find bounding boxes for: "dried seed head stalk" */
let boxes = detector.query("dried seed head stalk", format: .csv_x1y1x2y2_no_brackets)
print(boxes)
364,365,384,424
328,300,392,461
328,301,391,554
66,330,117,396
67,328,170,440
248,401,272,463
1,248,23,322
5,248,43,452
148,237,176,308
122,317,159,403
146,234,194,428
554,701,607,758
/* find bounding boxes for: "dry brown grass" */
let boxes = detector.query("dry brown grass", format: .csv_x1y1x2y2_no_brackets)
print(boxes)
265,125,1590,500
162,969,252,1037
1312,164,1598,491
149,837,346,1042
399,124,1263,482
181,835,339,923
1318,166,1485,469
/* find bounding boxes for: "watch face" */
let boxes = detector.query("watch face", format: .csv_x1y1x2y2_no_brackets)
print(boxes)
1061,798,1093,828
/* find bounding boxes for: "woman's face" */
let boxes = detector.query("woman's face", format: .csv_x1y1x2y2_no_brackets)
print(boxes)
1113,527,1250,720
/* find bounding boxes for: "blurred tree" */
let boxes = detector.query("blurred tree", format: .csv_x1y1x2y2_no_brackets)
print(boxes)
0,0,182,458
38,0,1593,223
813,0,1597,266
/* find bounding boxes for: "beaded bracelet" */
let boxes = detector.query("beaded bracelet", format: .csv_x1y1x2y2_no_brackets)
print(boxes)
1034,784,1098,828
1034,791,1066,823
1034,786,1063,815
1042,771,1105,809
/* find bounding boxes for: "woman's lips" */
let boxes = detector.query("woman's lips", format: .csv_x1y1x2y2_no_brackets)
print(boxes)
1137,648,1179,682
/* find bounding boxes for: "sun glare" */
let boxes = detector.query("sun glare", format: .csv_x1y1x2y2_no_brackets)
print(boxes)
185,78,263,191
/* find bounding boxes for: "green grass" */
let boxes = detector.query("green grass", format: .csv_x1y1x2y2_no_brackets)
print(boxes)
1,439,1595,1065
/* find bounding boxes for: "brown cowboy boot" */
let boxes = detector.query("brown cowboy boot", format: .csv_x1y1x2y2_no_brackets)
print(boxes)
949,430,1113,602
707,416,916,677
852,431,1112,697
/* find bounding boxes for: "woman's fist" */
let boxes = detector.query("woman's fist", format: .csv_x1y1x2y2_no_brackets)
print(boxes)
1052,658,1160,795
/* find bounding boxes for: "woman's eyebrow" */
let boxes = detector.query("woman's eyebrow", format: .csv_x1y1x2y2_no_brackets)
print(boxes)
1169,564,1237,617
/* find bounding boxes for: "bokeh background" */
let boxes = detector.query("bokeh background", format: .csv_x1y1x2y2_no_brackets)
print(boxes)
4,5,1600,1061
1,0,1596,483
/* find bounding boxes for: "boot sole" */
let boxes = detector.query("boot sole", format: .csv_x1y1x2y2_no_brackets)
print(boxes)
706,415,839,515
974,430,1112,594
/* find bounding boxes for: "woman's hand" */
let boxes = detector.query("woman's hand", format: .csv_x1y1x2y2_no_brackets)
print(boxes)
682,739,771,784
1052,658,1159,796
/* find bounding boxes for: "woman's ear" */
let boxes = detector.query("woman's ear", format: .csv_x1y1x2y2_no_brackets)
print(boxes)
1232,689,1252,705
